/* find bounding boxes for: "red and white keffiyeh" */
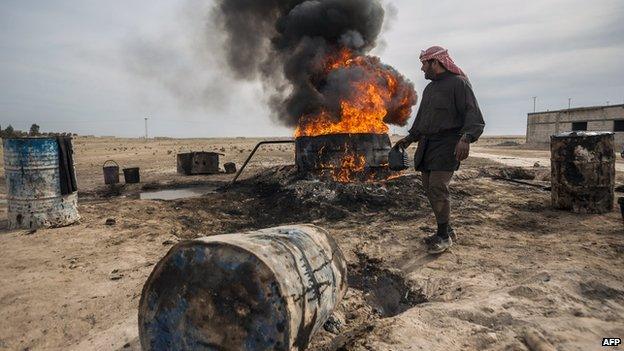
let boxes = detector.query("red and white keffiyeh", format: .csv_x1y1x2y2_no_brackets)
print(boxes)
420,46,466,77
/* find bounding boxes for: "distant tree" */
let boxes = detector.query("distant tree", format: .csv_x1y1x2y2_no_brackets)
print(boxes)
29,123,40,135
1,125,14,138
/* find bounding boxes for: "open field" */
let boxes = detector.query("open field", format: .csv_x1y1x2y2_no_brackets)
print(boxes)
0,136,623,351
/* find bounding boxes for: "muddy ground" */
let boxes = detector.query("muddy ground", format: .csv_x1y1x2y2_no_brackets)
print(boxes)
0,136,623,351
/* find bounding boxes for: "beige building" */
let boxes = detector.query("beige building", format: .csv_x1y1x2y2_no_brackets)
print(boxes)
526,104,624,146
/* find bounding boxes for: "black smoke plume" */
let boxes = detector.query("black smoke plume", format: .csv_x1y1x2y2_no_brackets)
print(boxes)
212,0,416,128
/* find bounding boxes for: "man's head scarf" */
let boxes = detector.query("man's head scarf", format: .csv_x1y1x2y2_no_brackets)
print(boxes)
420,46,466,77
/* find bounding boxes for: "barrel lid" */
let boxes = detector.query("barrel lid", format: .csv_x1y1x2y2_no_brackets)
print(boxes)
139,242,290,350
551,131,614,139
177,151,224,156
2,136,59,140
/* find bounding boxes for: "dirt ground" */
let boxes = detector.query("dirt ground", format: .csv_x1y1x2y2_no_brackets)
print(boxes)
0,136,623,351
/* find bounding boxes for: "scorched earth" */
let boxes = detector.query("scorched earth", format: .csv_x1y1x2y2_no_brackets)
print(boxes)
0,136,622,351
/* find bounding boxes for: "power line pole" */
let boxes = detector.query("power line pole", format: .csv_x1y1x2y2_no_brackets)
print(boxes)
532,96,537,113
568,98,571,109
144,117,149,140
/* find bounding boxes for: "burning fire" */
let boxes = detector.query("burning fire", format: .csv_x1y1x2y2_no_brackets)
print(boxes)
318,142,395,183
320,153,366,183
295,48,416,138
296,48,416,182
334,153,366,183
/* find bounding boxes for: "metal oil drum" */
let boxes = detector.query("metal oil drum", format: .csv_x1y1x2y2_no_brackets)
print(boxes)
3,137,80,229
138,224,347,351
295,133,392,173
177,152,222,175
550,131,615,213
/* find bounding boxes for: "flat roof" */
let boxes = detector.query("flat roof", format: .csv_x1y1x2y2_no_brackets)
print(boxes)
528,104,624,115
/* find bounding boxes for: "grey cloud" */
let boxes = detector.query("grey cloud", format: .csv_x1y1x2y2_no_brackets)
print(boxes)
1,0,623,137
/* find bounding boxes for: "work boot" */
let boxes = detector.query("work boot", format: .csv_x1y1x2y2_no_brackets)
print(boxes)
427,235,453,254
447,225,457,241
422,225,456,245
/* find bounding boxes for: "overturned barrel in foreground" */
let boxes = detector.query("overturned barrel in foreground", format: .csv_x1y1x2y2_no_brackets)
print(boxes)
138,224,347,351
551,131,615,213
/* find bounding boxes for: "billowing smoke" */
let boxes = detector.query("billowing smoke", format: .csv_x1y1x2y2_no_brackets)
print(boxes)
212,0,417,128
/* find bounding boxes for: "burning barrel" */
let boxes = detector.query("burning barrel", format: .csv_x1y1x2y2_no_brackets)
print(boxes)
138,224,347,351
551,131,615,213
295,133,392,181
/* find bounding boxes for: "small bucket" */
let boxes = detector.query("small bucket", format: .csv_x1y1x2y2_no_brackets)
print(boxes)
103,160,120,185
123,167,140,184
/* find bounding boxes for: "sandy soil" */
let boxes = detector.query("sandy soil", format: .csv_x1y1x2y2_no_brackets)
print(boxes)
471,144,624,172
0,136,622,351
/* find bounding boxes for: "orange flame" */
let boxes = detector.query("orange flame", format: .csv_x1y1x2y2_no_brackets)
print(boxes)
334,153,366,183
295,48,415,138
297,48,415,182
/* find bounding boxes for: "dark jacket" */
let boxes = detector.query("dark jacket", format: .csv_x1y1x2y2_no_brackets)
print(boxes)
407,71,485,171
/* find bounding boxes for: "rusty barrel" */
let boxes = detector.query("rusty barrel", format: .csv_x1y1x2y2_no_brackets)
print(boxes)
177,152,221,175
295,133,391,173
551,131,615,213
138,224,347,351
3,137,80,229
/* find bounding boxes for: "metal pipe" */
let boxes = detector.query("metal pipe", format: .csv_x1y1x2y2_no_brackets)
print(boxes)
491,176,550,191
229,139,295,186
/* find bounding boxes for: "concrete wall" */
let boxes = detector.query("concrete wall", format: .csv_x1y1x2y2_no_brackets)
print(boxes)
526,104,624,147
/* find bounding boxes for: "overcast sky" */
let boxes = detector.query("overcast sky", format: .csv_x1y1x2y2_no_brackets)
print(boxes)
1,0,623,137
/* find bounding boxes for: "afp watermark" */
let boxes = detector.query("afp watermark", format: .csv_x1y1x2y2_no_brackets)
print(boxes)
603,338,621,347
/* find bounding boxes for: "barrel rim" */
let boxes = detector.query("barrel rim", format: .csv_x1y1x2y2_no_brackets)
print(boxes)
176,151,224,156
551,131,614,139
2,136,66,141
295,132,390,141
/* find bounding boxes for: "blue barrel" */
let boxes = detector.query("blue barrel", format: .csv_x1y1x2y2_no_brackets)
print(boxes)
3,137,80,229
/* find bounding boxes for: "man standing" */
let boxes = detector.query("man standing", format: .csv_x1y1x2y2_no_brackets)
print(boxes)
396,46,485,254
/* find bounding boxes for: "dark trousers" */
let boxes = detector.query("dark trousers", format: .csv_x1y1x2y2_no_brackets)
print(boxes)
421,171,454,224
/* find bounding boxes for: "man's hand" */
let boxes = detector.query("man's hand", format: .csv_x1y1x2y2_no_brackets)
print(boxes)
395,136,413,150
455,136,470,161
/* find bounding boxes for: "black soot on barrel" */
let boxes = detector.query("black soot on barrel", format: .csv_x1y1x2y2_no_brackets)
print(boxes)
295,133,392,181
138,225,347,351
551,131,615,213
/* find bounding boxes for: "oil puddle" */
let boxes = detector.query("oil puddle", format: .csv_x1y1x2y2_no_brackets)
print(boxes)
140,186,217,201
